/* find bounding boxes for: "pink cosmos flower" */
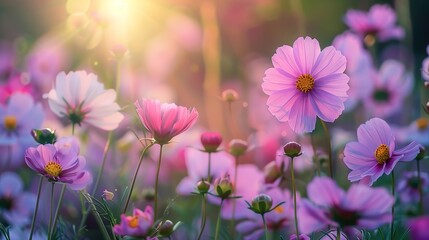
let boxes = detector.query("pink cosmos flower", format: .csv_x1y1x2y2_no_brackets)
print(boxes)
332,32,373,111
397,171,429,203
47,71,124,131
0,73,33,104
344,4,404,43
135,98,198,145
298,177,394,234
24,137,92,190
343,118,421,185
363,60,413,118
113,206,154,237
262,36,349,133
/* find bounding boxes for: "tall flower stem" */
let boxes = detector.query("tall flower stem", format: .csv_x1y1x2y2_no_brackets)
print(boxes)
29,176,43,240
320,119,333,178
214,199,224,240
207,152,212,182
390,171,395,240
197,194,207,240
48,182,55,240
51,184,66,238
154,144,164,220
123,141,155,213
72,123,75,136
261,214,269,240
417,159,424,214
336,227,341,240
290,157,300,237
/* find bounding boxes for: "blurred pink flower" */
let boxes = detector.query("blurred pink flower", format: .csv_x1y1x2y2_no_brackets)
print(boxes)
135,98,198,145
344,118,421,185
344,4,404,43
298,177,393,234
47,71,124,131
363,60,412,118
397,171,429,203
25,137,92,190
408,216,429,240
0,73,33,104
332,32,373,111
262,36,349,133
113,206,154,237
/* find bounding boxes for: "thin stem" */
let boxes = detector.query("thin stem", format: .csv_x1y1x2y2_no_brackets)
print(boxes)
262,214,269,240
214,199,224,240
72,123,75,136
197,194,207,240
78,132,113,230
390,171,395,240
48,182,55,240
29,176,43,240
154,144,164,220
207,152,212,183
417,159,424,214
320,119,333,178
336,227,341,240
123,141,155,213
291,157,300,237
51,184,66,237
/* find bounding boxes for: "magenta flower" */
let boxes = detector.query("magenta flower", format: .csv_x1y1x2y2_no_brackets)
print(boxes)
344,118,421,185
47,71,124,131
298,177,394,234
363,60,412,118
200,131,222,152
0,172,36,226
135,98,198,145
408,216,429,240
24,137,92,190
344,4,404,44
0,73,33,104
113,206,154,237
262,36,349,133
397,171,429,203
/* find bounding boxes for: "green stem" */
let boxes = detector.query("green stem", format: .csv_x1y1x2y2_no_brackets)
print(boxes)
320,119,333,178
262,214,269,240
417,159,424,214
29,176,43,240
390,171,395,240
72,123,75,136
336,227,341,240
207,152,212,183
51,184,66,237
154,144,164,220
291,157,300,237
197,194,207,240
123,141,155,213
214,199,224,240
83,191,112,240
48,183,54,240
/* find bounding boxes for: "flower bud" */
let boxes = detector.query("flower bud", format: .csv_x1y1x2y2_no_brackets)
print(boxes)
228,139,248,157
283,141,302,158
197,180,210,194
416,146,426,161
264,161,281,183
251,194,273,214
102,189,114,201
201,132,222,153
31,128,57,144
159,220,174,237
142,188,155,202
214,174,233,199
221,89,239,102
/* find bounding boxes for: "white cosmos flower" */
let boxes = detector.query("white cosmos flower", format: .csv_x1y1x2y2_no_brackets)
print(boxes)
47,71,124,131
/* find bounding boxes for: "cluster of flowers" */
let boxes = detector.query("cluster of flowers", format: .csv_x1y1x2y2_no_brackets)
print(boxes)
0,3,428,240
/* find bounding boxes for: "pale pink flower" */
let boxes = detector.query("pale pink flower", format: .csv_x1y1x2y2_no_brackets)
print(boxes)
47,71,124,131
262,36,349,133
135,98,198,145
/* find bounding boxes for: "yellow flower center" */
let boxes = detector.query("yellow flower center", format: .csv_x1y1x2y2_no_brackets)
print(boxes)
274,205,284,214
3,116,17,130
44,162,62,177
296,74,315,93
375,144,390,164
128,216,139,228
416,118,429,130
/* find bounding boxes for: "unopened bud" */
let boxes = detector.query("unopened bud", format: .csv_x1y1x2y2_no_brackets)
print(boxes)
31,128,57,144
283,142,302,158
159,220,174,236
142,188,155,202
251,194,273,214
197,180,210,194
221,89,239,102
214,174,233,199
201,132,222,153
228,139,248,157
416,146,426,161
